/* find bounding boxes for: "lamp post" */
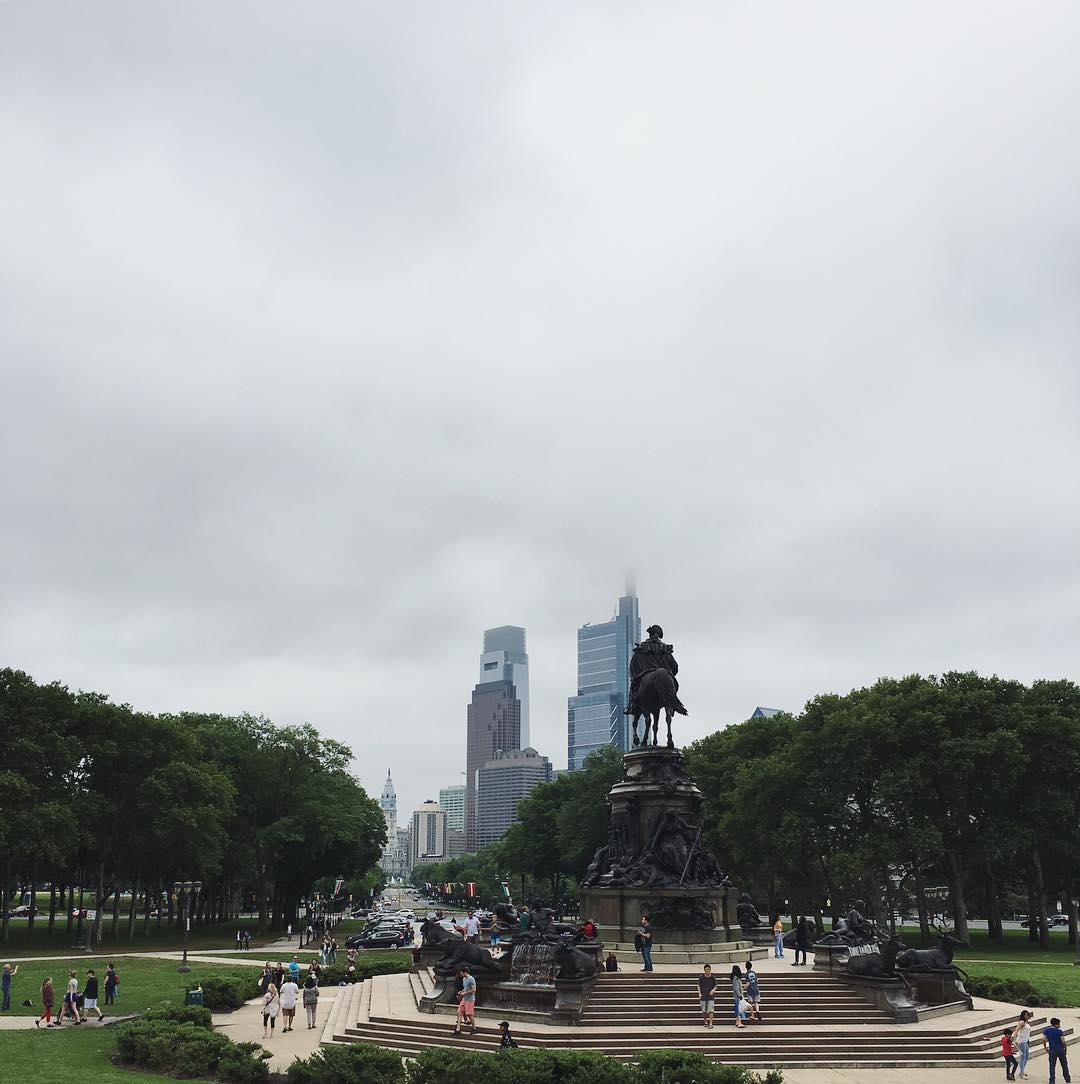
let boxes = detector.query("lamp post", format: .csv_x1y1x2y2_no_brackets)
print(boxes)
1073,898,1079,967
175,880,203,973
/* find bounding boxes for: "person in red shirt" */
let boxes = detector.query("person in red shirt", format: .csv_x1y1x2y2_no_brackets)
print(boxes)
1001,1028,1018,1081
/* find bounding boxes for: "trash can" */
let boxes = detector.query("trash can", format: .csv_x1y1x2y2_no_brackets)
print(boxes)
185,989,204,1006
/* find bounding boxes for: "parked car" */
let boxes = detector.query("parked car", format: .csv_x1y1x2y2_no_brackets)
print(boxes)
1019,915,1070,928
346,927,411,950
6,905,38,918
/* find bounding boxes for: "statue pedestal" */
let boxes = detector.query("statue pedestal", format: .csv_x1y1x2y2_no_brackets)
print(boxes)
579,747,738,949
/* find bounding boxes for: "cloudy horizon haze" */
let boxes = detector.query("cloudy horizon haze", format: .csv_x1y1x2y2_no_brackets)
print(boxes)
3,1,1079,820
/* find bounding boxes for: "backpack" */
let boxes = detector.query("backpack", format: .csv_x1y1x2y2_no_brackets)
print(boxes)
633,932,644,952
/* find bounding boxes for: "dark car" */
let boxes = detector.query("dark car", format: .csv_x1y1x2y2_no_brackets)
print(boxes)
347,926,410,950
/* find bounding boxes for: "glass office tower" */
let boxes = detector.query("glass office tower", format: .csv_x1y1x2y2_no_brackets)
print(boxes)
566,588,640,771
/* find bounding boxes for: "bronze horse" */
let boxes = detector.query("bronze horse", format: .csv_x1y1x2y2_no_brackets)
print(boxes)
630,668,687,748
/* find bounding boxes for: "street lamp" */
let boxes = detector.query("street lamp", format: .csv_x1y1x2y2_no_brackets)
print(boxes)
1073,898,1079,967
175,880,203,973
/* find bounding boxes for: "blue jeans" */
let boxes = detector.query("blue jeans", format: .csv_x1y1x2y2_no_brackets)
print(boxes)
641,943,653,971
774,933,784,957
1049,1049,1070,1084
1,987,10,1011
1018,1040,1029,1077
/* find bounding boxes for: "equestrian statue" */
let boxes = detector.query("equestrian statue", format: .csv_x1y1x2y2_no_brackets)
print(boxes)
625,624,688,748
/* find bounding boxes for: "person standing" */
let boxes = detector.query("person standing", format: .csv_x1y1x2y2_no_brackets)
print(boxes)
772,916,785,959
1,963,18,1011
1043,1017,1070,1084
639,914,654,973
744,961,761,1020
261,983,280,1038
1012,1010,1032,1079
518,905,531,932
698,963,717,1029
104,963,118,1006
730,965,745,1028
302,974,319,1030
329,936,337,964
793,916,810,966
279,974,298,1033
83,969,103,1022
453,966,476,1036
288,956,301,982
457,910,480,944
271,962,285,994
235,929,242,950
258,963,273,995
35,976,54,1028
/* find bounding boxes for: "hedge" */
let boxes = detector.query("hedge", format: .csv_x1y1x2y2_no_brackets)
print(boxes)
635,1051,784,1084
318,957,412,985
114,1018,270,1082
965,975,1060,1008
191,971,263,1010
287,1042,408,1084
142,1001,214,1028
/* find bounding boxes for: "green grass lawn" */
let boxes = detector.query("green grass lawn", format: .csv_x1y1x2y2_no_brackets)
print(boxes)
0,917,284,958
896,926,1077,960
1,956,259,1017
964,961,1080,1007
0,1028,174,1084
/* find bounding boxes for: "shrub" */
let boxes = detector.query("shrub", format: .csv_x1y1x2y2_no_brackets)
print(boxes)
407,1047,632,1084
966,975,1060,1008
193,971,262,1011
142,1001,213,1028
114,1018,270,1082
320,957,412,985
635,1052,769,1084
288,1041,407,1084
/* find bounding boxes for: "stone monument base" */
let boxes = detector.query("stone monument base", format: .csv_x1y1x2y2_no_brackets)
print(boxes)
581,884,737,946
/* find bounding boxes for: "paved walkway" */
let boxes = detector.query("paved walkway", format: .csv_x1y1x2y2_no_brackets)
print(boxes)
213,992,338,1072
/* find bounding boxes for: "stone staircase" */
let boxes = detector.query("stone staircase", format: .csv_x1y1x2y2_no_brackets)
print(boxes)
328,968,1074,1069
608,938,767,966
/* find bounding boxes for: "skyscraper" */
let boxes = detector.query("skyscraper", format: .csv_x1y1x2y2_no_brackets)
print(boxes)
378,770,410,879
566,584,641,771
465,627,526,850
379,770,397,834
438,784,466,833
479,626,530,746
410,801,448,865
475,747,553,847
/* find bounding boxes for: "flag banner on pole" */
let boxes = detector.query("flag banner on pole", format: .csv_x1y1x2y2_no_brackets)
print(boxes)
334,878,344,897
500,882,511,898
466,882,476,897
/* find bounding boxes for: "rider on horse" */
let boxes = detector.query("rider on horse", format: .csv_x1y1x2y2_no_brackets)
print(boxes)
625,625,688,746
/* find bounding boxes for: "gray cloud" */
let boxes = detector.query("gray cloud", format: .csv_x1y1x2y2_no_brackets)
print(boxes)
3,1,1079,816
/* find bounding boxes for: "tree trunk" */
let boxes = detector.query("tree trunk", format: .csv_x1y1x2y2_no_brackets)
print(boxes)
112,879,122,940
128,873,140,940
914,868,931,943
48,881,57,940
156,880,165,935
1027,881,1039,943
27,863,37,941
944,851,969,943
93,863,106,945
1,857,10,944
1031,849,1051,950
1068,884,1078,948
983,859,1003,943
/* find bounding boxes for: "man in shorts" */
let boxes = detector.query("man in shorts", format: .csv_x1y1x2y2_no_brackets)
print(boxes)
82,969,103,1022
698,963,717,1029
453,966,476,1035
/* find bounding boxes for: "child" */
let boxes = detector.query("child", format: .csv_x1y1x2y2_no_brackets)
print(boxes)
498,1020,518,1048
605,952,619,973
737,995,753,1027
744,961,761,1021
1001,1028,1017,1080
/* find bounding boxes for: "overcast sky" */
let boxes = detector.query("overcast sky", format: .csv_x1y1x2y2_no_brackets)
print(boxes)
3,2,1079,820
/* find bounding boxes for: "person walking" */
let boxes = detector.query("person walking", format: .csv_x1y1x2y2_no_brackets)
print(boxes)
258,964,273,995
288,956,301,982
730,965,745,1028
744,960,761,1020
235,929,242,950
35,976,54,1028
1001,1028,1018,1081
271,962,285,993
279,974,298,1033
104,963,118,1006
302,974,319,1030
638,914,654,972
329,936,337,964
261,983,280,1038
1043,1017,1070,1084
1,963,18,1011
83,969,104,1022
793,916,810,966
698,963,717,1029
453,966,476,1036
772,916,785,959
61,971,81,1025
1012,1010,1032,1079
